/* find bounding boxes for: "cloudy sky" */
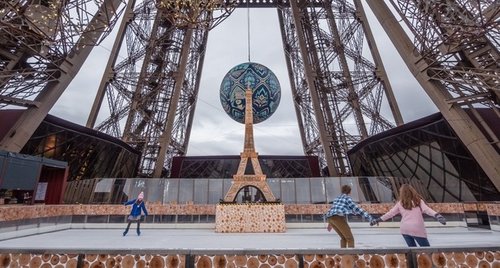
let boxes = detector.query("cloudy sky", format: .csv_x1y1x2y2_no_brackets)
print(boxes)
52,5,437,156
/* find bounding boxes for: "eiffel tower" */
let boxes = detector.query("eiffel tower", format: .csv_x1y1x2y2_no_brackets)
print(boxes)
1,1,498,191
223,87,276,202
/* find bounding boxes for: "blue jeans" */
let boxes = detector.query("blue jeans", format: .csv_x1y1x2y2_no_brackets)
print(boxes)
402,234,430,247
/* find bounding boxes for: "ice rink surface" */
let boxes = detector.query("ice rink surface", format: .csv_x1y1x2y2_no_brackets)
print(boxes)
0,227,498,251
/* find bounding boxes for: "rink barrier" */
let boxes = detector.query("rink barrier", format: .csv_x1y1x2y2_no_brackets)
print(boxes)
0,202,486,222
0,203,498,236
0,247,499,268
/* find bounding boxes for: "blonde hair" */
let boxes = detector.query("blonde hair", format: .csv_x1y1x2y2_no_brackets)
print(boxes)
399,184,423,210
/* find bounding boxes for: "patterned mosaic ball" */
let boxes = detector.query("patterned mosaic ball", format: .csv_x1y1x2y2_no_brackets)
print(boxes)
220,62,281,124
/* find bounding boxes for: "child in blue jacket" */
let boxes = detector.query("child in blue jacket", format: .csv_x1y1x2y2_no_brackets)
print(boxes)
123,191,148,236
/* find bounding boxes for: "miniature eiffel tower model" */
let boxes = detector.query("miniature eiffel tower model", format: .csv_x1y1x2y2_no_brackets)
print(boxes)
223,86,277,202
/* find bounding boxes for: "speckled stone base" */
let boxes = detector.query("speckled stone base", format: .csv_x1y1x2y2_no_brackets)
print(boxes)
1,250,499,268
215,203,286,233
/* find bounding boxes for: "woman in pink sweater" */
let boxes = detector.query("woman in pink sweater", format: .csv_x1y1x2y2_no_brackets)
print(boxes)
371,184,446,247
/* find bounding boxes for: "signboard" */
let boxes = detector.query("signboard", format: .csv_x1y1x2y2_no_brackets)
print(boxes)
35,182,48,201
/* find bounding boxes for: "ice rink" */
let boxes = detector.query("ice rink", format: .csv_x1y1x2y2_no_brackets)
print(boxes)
1,226,499,251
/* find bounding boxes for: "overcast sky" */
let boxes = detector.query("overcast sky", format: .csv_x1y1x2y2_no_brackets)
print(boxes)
52,5,437,157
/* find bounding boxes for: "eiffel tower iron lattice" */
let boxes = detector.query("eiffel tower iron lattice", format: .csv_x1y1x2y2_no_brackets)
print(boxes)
1,0,498,188
0,0,125,150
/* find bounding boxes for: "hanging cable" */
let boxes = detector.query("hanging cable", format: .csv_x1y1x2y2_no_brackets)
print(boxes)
247,1,251,62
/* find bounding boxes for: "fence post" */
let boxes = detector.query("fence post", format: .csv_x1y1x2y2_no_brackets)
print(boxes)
406,249,418,268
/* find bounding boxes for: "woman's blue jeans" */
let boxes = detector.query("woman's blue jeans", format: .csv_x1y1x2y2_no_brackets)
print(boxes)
402,234,430,247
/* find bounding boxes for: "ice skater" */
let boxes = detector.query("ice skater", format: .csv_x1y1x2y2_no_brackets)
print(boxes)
370,184,446,247
325,184,375,248
123,191,148,236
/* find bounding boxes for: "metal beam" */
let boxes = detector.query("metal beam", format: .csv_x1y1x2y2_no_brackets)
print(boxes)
0,0,124,152
366,0,500,190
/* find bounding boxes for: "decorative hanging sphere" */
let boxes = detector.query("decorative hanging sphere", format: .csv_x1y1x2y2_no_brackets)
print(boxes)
220,62,281,124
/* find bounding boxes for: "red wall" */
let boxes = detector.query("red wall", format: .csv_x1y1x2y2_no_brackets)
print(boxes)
38,166,68,204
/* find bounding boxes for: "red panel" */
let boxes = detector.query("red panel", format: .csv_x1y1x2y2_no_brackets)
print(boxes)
0,110,23,141
39,166,68,204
